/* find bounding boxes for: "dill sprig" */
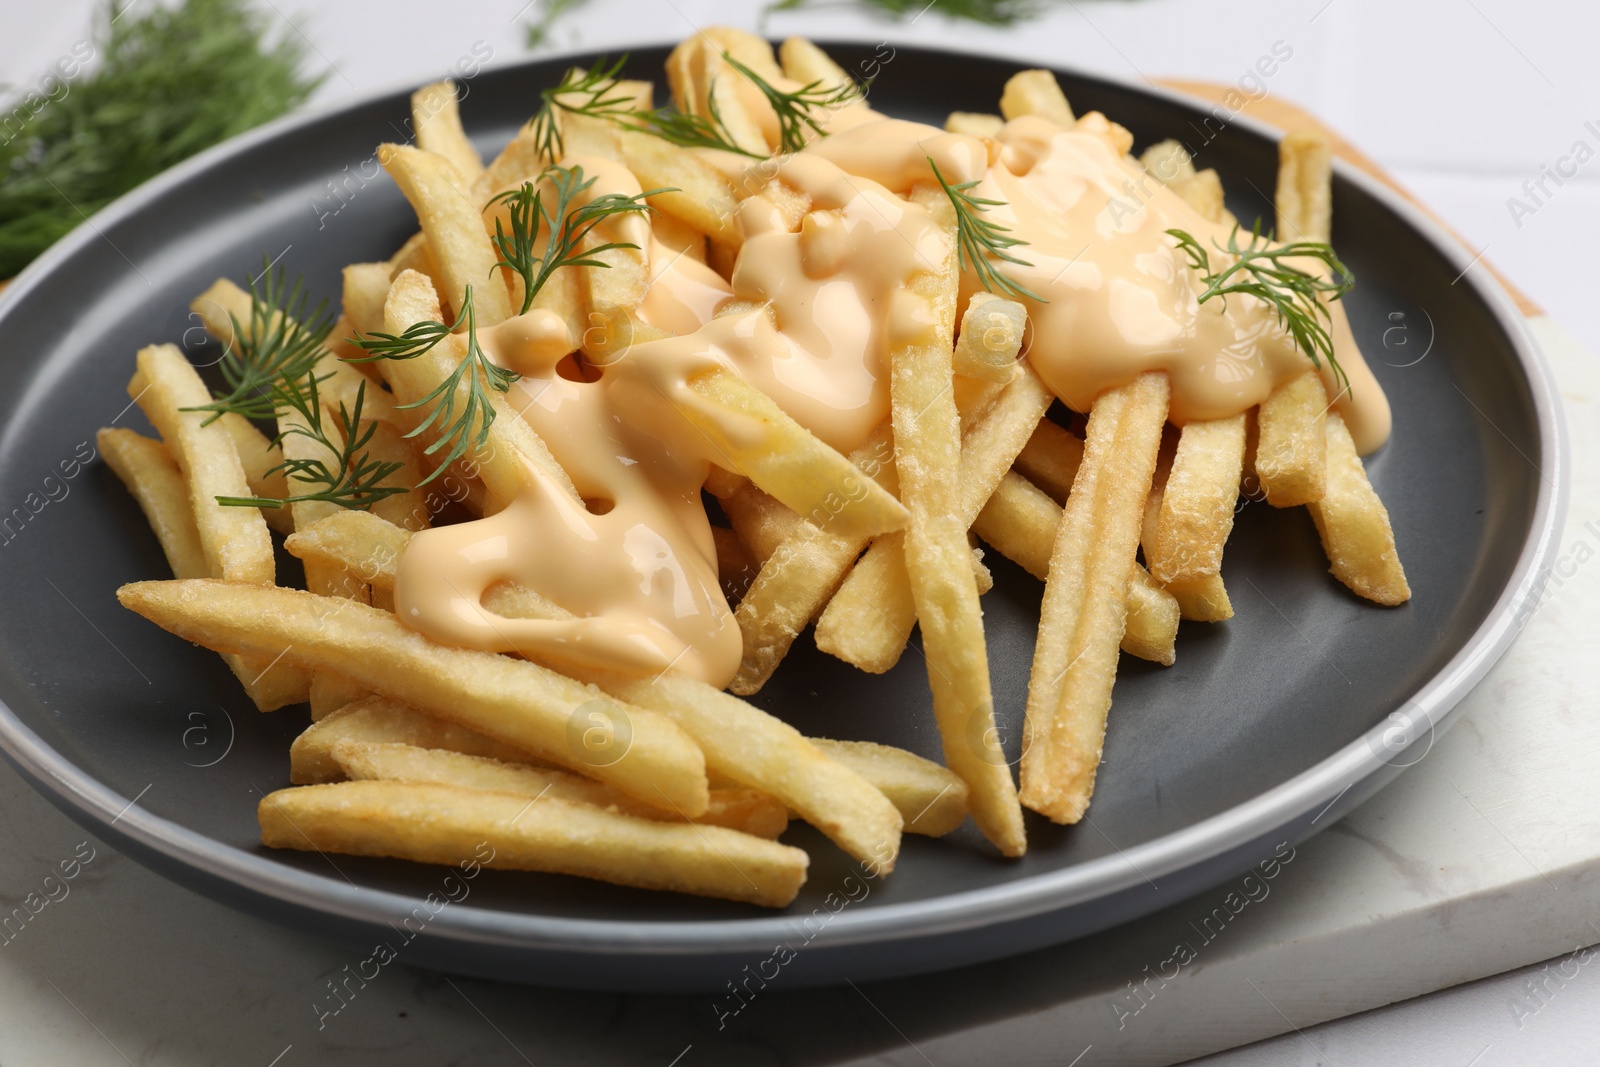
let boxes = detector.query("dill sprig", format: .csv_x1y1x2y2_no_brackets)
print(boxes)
764,0,1042,25
186,268,332,425
349,287,518,486
929,156,1044,303
721,54,866,154
489,164,662,315
216,376,406,511
1168,221,1355,395
0,0,321,278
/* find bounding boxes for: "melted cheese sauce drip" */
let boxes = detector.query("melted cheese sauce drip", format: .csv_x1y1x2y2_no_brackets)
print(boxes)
392,110,1392,686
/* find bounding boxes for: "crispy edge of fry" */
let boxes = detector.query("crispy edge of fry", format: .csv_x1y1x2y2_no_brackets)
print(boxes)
972,471,1177,665
343,262,394,337
1307,413,1411,605
332,740,788,839
117,579,710,817
892,185,1024,857
132,344,274,585
999,70,1075,126
1021,372,1169,824
1149,415,1246,583
814,367,1051,675
1013,419,1083,505
412,80,484,186
383,269,579,511
1256,370,1330,508
953,292,1028,383
1276,128,1334,244
945,111,1005,138
809,738,969,838
1141,480,1234,622
379,143,513,325
259,780,807,908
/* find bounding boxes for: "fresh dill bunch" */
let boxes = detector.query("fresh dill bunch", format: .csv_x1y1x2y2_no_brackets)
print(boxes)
721,54,866,154
1168,221,1355,395
929,156,1044,303
349,287,519,486
186,267,332,425
217,376,407,511
0,0,322,278
489,164,662,315
764,0,1044,24
522,0,590,50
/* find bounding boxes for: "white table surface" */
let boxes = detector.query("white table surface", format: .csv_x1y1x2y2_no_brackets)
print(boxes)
2,1,1598,1063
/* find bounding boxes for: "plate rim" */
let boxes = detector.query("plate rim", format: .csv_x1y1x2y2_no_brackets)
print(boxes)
0,37,1570,959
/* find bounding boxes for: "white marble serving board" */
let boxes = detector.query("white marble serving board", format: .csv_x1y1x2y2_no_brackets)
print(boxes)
0,315,1593,1067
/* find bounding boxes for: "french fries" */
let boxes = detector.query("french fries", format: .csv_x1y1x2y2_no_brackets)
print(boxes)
411,80,483,186
1255,371,1329,507
809,739,969,837
117,579,711,816
887,187,1024,857
999,70,1075,126
260,781,807,907
1308,414,1411,605
1276,129,1334,244
291,695,548,783
1148,415,1246,585
1022,373,1169,824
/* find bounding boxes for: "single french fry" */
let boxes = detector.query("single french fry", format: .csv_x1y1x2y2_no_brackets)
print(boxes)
291,695,548,784
1141,481,1233,622
1176,169,1228,224
333,740,789,839
612,128,741,247
1276,129,1333,244
815,363,1050,674
98,429,207,579
117,579,710,816
1256,371,1330,507
666,36,770,156
953,292,1027,382
778,36,852,91
1140,139,1196,185
363,419,434,532
131,346,273,585
1308,414,1410,605
945,111,1005,138
308,674,369,722
720,481,802,567
379,143,513,325
412,80,483,186
382,270,578,511
1148,415,1246,584
1014,419,1083,505
342,262,394,337
1022,372,1169,824
887,185,1024,857
808,738,969,837
999,70,1074,126
260,781,806,908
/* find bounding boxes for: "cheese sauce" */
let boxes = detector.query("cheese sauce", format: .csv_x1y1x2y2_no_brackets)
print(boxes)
391,109,1391,686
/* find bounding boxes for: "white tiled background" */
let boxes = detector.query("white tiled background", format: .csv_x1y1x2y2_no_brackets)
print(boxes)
3,1,1598,1063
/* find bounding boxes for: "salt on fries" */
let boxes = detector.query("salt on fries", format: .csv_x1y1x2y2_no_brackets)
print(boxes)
106,30,1408,906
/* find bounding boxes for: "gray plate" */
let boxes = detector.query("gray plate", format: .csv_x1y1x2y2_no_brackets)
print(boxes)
0,41,1565,992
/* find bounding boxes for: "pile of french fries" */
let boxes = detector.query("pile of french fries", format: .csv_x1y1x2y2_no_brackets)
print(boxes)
106,30,1408,908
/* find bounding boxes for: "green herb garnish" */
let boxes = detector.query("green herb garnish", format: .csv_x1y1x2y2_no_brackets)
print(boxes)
721,54,866,155
215,376,406,511
0,0,322,278
929,156,1044,303
186,268,331,425
349,286,518,486
765,0,1042,25
489,164,662,315
1168,221,1354,395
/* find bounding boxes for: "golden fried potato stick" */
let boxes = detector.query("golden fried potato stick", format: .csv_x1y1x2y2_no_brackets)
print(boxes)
260,781,807,908
1141,481,1234,622
1013,419,1084,504
889,187,1025,857
1139,139,1228,224
1276,129,1333,244
666,36,770,156
953,292,1028,383
117,579,711,816
779,37,853,91
973,471,1178,666
815,368,1052,674
333,740,788,839
945,112,1005,138
1308,414,1411,605
1148,415,1247,584
342,262,393,337
720,480,803,566
1255,370,1329,507
711,525,756,603
379,143,513,325
280,509,906,871
1000,70,1075,125
809,739,969,838
98,429,207,579
291,695,548,783
382,270,578,512
1022,372,1169,824
411,80,483,187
